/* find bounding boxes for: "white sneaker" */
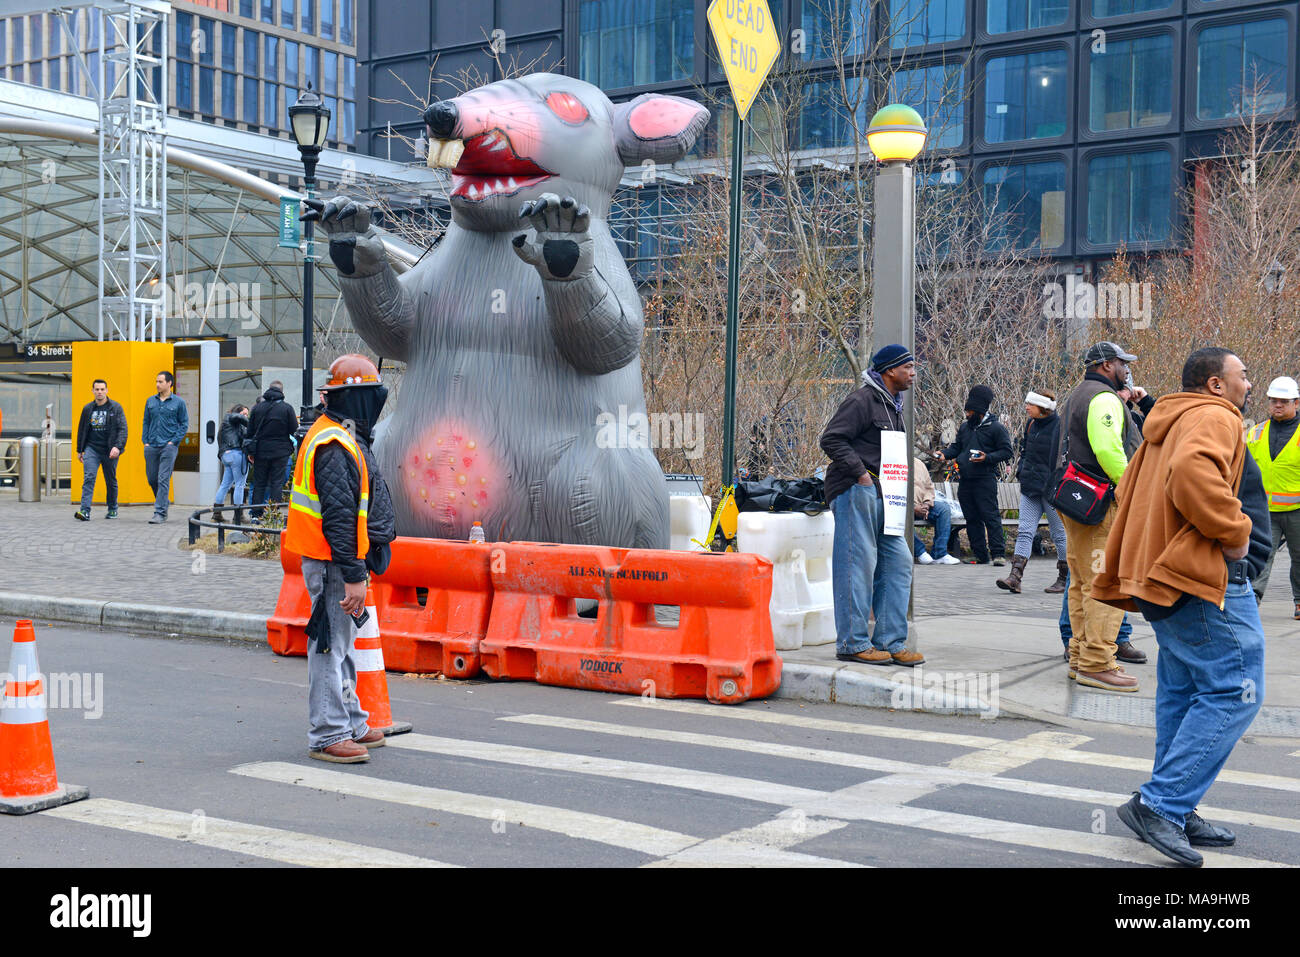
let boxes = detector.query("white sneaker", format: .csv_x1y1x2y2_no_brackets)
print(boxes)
916,552,934,565
935,554,961,565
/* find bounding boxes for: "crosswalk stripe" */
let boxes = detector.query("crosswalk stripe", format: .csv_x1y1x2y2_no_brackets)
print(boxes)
644,817,860,868
386,733,825,806
230,761,699,857
41,798,454,867
613,698,1300,795
613,697,1003,749
500,714,1300,837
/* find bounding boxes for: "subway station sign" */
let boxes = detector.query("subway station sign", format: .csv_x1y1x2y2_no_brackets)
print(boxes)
706,0,781,121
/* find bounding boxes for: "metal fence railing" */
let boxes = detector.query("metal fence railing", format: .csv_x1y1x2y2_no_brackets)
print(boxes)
188,503,288,553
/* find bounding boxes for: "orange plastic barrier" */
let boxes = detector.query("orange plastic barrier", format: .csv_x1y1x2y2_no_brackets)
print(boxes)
479,543,781,704
371,537,492,679
267,546,311,656
0,620,90,814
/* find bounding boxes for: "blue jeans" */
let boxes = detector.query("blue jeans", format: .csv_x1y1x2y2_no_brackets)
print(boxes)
830,482,912,655
1139,581,1264,825
142,443,179,518
1059,569,1132,645
79,445,119,511
301,557,371,750
214,449,249,506
913,499,953,560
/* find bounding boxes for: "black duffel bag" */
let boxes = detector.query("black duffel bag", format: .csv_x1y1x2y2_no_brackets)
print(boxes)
733,476,826,515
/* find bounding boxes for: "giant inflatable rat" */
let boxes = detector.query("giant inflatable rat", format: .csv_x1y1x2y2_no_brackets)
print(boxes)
306,74,709,547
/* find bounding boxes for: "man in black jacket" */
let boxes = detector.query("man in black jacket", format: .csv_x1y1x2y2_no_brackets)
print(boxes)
937,385,1013,565
75,379,128,521
819,344,924,667
247,380,299,519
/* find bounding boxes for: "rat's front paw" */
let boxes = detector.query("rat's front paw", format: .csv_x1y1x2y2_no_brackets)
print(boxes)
301,196,387,278
511,193,594,281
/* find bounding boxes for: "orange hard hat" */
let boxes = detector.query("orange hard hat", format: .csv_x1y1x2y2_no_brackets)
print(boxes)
322,353,381,390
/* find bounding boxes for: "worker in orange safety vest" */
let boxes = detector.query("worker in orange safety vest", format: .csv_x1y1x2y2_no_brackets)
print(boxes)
284,354,397,763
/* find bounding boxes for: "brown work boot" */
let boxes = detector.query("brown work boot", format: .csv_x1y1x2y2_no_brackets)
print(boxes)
355,728,386,749
1075,666,1139,693
891,649,925,667
996,555,1028,593
837,648,894,665
1294,602,1300,621
310,739,370,763
1045,560,1068,594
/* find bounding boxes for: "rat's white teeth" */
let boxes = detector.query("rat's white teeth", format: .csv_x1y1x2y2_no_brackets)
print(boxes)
428,138,465,169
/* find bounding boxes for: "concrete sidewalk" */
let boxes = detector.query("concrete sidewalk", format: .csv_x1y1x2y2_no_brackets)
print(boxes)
2,493,1298,737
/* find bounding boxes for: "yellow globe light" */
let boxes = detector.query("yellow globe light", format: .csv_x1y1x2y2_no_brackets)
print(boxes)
867,104,927,163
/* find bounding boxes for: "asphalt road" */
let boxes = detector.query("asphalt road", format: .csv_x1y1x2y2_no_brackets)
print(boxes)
7,622,1300,869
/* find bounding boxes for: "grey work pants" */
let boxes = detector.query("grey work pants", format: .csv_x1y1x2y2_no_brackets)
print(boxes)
1255,510,1300,602
301,557,370,750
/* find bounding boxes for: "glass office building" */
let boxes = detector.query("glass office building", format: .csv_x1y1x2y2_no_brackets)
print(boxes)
356,0,1295,264
0,0,358,149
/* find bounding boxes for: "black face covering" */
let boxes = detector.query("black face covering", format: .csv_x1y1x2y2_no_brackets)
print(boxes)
326,385,388,440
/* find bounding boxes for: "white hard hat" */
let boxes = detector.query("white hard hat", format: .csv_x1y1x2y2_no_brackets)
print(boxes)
1266,376,1300,400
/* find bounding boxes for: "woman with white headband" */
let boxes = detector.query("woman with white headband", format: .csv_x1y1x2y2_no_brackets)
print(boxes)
997,389,1070,594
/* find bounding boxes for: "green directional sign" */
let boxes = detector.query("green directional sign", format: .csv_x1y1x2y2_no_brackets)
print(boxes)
278,197,301,248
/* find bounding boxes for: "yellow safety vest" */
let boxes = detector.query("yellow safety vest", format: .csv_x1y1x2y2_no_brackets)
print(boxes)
283,416,371,559
1247,419,1300,512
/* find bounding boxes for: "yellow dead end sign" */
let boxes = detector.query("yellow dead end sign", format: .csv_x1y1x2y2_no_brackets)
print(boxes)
707,0,782,121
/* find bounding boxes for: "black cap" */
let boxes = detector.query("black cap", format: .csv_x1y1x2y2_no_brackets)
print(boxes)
1083,341,1137,366
965,385,995,415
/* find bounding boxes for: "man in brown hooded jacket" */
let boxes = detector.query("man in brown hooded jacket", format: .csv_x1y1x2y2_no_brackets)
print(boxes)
1094,348,1268,866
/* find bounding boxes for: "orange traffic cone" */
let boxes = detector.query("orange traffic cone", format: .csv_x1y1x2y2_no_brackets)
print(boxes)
352,587,411,736
0,620,89,814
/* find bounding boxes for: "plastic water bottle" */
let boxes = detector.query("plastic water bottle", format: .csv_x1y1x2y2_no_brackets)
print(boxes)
469,521,485,544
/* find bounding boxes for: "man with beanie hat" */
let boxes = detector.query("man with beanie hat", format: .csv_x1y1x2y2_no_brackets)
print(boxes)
936,385,1013,564
820,345,923,666
1053,340,1144,692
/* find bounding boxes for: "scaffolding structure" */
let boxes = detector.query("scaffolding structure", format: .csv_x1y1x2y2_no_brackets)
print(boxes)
92,0,169,342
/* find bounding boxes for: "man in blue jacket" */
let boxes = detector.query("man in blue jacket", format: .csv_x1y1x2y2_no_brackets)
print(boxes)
141,370,189,524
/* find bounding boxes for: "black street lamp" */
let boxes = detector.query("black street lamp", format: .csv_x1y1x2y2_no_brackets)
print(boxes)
288,83,331,419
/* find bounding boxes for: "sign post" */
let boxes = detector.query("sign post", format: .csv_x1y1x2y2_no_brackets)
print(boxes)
706,0,780,493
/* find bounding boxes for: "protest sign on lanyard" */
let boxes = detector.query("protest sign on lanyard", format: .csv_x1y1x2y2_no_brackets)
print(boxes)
878,430,910,536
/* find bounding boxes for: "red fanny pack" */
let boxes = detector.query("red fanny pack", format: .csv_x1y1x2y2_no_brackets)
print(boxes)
1050,461,1115,525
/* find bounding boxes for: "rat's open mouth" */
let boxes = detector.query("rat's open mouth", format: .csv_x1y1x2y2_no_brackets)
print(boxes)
440,129,553,202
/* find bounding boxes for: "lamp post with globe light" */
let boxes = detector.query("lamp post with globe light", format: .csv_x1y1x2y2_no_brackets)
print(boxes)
288,84,331,419
866,103,926,638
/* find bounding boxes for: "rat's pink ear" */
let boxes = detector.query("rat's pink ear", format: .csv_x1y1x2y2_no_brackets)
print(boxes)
614,94,710,166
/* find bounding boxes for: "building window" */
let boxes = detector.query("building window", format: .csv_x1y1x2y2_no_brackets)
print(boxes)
1196,18,1288,121
48,59,61,91
261,0,274,25
1087,149,1171,244
303,0,315,35
983,49,1068,142
264,34,279,80
177,63,193,110
200,66,214,113
304,44,319,90
799,78,868,149
343,100,354,144
326,95,338,140
198,17,214,65
222,72,237,119
1089,34,1172,131
888,63,965,148
244,76,258,122
579,0,693,89
1093,0,1169,16
12,16,22,62
265,83,279,128
241,0,255,18
324,50,337,97
340,0,353,44
888,0,965,49
343,55,355,100
285,41,299,90
282,0,295,29
987,0,1069,35
982,160,1067,249
800,0,870,60
321,0,334,40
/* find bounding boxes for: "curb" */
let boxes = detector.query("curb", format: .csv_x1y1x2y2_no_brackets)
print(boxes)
774,663,1001,718
0,591,267,643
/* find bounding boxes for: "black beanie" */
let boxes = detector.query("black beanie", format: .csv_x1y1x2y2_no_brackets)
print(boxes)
965,385,994,415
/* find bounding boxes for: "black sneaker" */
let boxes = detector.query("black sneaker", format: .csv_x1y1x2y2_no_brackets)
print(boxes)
105,508,119,519
148,514,165,524
1117,793,1202,867
1184,810,1235,847
74,509,90,521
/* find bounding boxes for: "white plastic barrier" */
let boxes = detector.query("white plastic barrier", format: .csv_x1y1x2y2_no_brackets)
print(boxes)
736,511,836,650
669,494,712,552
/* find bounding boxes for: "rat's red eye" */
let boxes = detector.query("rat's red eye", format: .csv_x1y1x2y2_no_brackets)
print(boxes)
546,92,588,125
